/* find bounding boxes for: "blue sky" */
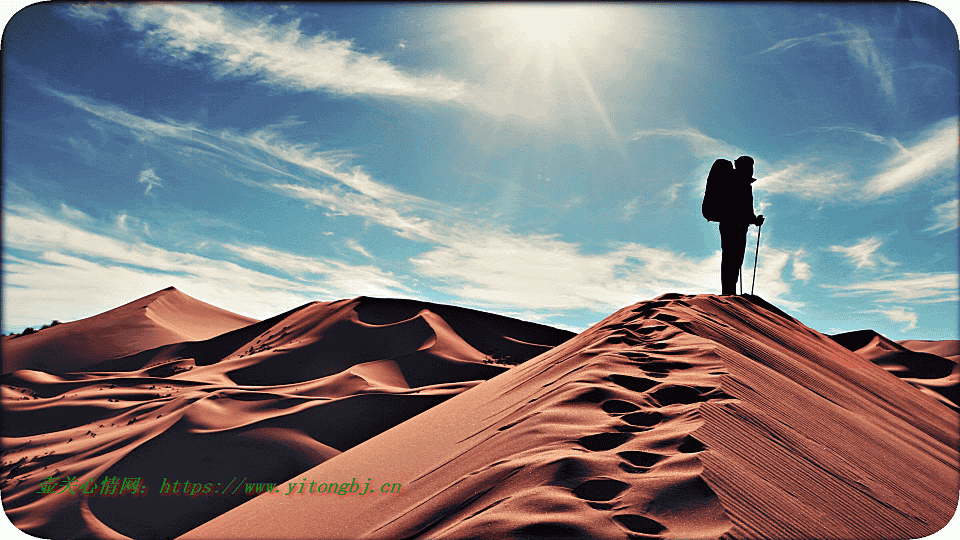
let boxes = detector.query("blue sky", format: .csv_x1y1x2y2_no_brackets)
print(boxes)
2,2,958,340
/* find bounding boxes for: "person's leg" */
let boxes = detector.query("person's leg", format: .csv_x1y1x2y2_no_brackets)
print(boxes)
719,222,737,294
720,222,748,295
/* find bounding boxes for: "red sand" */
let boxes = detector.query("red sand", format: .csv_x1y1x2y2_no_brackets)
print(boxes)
2,289,957,540
2,287,258,375
831,329,959,410
1,288,573,539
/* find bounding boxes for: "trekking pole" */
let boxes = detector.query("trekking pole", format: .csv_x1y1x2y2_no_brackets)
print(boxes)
751,223,762,295
739,267,743,295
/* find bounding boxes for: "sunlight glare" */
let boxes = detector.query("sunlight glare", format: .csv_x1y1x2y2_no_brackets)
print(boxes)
496,5,599,48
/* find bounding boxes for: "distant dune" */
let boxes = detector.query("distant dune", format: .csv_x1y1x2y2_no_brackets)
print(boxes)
1,287,258,375
831,329,959,409
1,289,956,540
0,288,574,540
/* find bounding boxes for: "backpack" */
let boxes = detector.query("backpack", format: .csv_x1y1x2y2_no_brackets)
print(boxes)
702,158,733,222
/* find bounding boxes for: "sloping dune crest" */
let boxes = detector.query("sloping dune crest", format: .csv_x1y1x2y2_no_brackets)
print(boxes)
1,287,258,375
0,290,574,540
831,329,960,409
179,293,958,540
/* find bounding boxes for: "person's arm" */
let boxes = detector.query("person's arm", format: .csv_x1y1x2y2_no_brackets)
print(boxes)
748,185,764,225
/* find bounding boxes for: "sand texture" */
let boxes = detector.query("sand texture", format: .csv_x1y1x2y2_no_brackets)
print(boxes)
1,288,573,539
2,289,957,540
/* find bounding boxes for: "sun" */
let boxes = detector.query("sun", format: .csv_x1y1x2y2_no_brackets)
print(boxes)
493,5,599,49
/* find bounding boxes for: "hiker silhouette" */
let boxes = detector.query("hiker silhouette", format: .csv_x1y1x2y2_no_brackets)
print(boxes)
712,156,764,295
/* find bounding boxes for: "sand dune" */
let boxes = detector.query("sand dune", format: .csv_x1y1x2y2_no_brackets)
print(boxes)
0,290,574,540
1,287,258,375
831,329,960,409
178,293,958,540
2,290,957,539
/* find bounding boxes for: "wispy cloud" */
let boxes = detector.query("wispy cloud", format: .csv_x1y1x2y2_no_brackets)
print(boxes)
761,18,893,100
59,203,92,222
66,3,112,23
755,162,852,200
270,183,440,242
807,126,906,152
220,242,410,297
629,127,741,159
875,306,918,332
43,89,806,318
862,118,959,198
663,183,682,204
47,88,442,236
411,231,803,313
825,272,959,304
76,4,465,103
137,167,163,195
1,195,411,331
925,199,959,235
346,239,374,258
828,237,895,269
791,248,812,283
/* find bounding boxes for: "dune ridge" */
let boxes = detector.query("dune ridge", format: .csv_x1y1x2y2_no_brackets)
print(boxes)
2,290,956,539
178,293,958,540
1,287,258,375
1,291,574,540
831,329,960,409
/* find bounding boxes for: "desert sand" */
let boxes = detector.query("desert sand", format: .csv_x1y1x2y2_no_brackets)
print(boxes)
2,288,957,540
1,287,258,375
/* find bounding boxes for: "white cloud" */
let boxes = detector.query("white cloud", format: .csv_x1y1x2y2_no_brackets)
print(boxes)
270,183,439,242
825,272,959,304
59,203,92,222
1,198,413,331
346,239,374,259
47,89,184,142
410,228,802,313
621,197,640,222
761,19,893,100
876,307,918,332
48,89,442,242
220,242,410,297
664,183,682,203
925,199,959,235
89,4,466,102
43,90,806,319
138,168,164,194
755,162,852,200
791,248,812,283
629,127,741,160
862,118,959,198
828,237,895,269
810,126,905,152
66,3,113,23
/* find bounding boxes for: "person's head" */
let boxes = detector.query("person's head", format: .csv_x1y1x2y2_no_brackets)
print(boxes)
734,156,754,179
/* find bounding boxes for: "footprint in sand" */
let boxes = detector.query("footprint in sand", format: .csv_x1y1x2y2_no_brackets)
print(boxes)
616,450,666,473
613,514,666,535
607,374,659,393
633,301,669,313
601,400,640,413
647,384,732,406
572,478,631,501
632,325,667,336
640,361,693,378
619,411,664,428
577,432,633,451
